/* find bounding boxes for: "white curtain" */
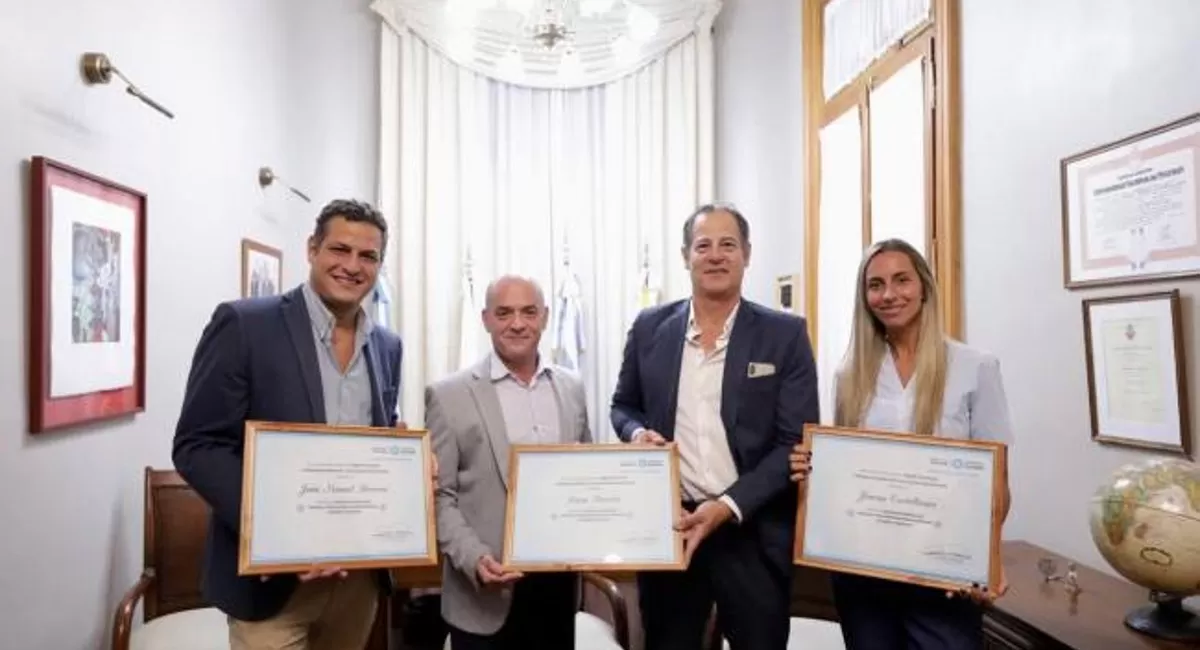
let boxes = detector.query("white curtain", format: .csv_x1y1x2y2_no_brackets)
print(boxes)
378,21,715,438
822,0,931,99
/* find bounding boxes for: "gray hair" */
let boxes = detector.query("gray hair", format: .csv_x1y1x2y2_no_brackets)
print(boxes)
483,274,546,310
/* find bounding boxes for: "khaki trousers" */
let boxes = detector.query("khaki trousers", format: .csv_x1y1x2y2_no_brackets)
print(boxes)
228,572,379,650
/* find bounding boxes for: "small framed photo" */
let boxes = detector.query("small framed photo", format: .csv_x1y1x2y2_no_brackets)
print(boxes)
28,156,147,434
241,239,283,298
776,273,800,314
1060,112,1200,289
1082,290,1191,457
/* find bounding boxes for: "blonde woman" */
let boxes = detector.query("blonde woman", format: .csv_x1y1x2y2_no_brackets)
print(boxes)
790,238,1012,650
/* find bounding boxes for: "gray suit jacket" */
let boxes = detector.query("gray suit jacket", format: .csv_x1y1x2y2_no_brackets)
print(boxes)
426,355,592,635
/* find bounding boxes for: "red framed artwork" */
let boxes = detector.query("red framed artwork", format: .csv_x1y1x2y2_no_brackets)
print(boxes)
28,156,147,434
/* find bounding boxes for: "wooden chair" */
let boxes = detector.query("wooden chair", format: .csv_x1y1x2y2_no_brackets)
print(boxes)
111,467,390,650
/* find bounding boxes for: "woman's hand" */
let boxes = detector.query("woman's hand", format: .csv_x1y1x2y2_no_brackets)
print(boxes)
946,567,1008,604
789,444,812,482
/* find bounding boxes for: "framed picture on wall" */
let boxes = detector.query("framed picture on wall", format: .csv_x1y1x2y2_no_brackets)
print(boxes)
27,156,147,434
776,273,800,314
1061,112,1200,289
241,238,283,298
1082,290,1190,458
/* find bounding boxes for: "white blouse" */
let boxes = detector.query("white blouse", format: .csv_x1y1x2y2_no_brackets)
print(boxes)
854,340,1013,445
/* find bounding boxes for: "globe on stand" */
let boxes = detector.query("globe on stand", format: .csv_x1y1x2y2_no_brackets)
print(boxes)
1089,457,1200,642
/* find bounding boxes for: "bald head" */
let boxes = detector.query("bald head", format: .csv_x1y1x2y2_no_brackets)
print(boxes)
484,274,546,311
482,274,548,371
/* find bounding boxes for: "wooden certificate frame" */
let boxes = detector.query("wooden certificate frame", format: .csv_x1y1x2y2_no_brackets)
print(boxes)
502,443,685,573
1061,112,1200,289
1082,290,1191,457
794,424,1007,595
239,421,438,575
28,155,148,434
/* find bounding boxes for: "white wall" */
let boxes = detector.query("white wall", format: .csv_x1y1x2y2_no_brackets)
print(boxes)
961,0,1200,568
713,0,805,309
0,1,378,648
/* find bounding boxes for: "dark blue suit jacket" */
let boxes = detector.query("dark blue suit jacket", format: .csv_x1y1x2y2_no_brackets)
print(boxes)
172,285,403,621
610,298,819,579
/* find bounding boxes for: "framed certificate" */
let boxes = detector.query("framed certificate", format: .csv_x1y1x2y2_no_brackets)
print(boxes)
1082,290,1190,457
793,424,1007,593
1060,112,1200,289
502,443,686,572
238,421,438,575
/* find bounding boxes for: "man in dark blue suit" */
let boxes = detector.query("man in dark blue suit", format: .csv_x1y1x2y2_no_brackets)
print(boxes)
174,199,404,650
611,203,820,650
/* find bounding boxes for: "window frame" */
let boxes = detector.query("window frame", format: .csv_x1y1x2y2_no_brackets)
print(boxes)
802,0,962,346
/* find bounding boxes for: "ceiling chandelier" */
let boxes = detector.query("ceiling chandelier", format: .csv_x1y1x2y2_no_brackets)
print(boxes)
445,0,660,54
410,0,714,88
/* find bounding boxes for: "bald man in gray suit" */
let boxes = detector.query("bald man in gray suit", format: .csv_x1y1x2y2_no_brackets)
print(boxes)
426,275,590,650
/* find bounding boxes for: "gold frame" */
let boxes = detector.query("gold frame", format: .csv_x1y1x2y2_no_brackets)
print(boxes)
501,443,686,573
1081,290,1191,458
238,421,439,575
1060,112,1200,289
793,424,1007,594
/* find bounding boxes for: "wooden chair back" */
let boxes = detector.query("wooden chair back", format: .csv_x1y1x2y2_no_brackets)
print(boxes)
142,467,211,620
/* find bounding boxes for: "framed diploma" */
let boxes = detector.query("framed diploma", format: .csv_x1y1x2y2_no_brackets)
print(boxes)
1060,112,1200,289
794,424,1007,594
502,443,686,572
1082,290,1191,457
238,421,438,575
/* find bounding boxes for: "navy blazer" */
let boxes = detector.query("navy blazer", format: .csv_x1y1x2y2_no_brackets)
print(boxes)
610,298,819,578
172,285,403,621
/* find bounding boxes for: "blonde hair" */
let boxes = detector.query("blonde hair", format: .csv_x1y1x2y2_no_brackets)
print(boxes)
834,239,947,436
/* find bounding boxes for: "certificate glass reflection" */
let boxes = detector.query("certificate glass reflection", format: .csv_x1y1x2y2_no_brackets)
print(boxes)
794,425,1005,593
239,422,438,575
503,444,685,572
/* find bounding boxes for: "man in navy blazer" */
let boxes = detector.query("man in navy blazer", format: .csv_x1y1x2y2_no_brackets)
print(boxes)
174,199,403,650
611,203,820,650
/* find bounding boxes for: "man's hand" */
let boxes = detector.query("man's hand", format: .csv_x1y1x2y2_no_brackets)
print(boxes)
633,429,667,445
675,500,733,566
476,554,523,587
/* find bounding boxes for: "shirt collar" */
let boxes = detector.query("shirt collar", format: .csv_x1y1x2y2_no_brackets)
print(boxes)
686,299,740,341
489,349,550,383
301,281,373,342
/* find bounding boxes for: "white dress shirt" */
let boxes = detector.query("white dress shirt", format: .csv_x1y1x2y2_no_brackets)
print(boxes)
489,352,561,445
632,301,746,520
856,340,1013,444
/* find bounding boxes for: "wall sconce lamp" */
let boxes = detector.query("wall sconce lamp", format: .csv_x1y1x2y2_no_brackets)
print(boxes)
80,52,175,119
258,167,312,203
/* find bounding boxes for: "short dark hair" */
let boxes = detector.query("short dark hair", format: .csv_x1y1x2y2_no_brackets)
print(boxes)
311,199,389,256
682,202,750,250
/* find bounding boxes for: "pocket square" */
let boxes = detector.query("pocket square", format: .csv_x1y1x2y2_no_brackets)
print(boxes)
747,362,776,378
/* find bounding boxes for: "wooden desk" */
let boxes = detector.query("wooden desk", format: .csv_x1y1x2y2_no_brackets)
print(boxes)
984,540,1196,650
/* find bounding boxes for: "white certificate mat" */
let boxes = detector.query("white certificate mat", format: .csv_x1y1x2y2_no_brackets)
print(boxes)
795,426,1004,591
239,423,438,575
1083,290,1189,455
503,445,685,572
